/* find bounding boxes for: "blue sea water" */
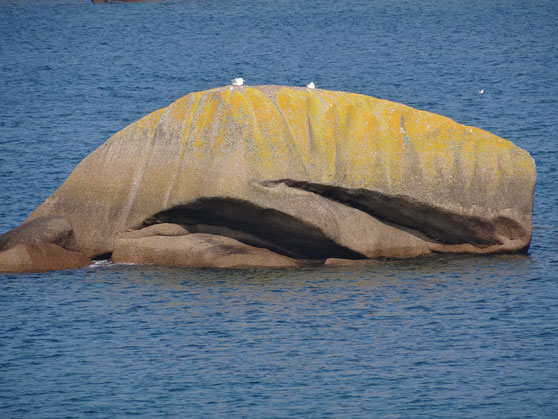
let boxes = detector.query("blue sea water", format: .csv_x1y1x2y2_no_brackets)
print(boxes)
1,0,557,417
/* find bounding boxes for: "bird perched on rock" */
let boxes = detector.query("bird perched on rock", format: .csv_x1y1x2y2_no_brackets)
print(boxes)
306,82,316,89
231,78,245,86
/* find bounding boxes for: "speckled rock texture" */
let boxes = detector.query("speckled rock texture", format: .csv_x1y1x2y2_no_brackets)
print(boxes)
5,85,535,269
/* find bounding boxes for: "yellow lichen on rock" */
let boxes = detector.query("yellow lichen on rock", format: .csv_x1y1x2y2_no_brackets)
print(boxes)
24,85,535,259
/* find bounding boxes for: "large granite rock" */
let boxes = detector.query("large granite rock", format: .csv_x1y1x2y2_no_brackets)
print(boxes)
2,85,536,270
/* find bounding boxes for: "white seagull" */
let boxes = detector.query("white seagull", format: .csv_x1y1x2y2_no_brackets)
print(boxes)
306,82,316,89
231,77,245,86
478,88,484,94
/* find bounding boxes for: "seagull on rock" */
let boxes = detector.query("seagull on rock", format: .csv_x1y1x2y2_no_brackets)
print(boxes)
306,82,316,89
231,78,245,86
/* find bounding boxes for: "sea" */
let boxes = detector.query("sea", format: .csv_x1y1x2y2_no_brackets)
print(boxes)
1,0,557,417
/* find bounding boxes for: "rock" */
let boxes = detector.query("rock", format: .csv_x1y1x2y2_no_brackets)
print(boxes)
112,233,299,268
6,85,534,268
0,243,90,273
117,223,189,240
0,215,79,252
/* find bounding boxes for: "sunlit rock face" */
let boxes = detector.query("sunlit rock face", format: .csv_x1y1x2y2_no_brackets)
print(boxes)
24,85,535,264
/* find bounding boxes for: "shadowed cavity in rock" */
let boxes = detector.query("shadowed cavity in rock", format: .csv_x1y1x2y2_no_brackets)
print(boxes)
138,197,366,260
261,179,529,249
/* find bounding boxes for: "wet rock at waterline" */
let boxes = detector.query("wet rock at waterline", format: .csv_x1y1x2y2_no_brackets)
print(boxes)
0,85,536,272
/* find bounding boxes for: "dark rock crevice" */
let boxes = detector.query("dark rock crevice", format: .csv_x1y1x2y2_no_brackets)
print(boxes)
261,179,527,247
138,197,365,260
92,252,112,261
